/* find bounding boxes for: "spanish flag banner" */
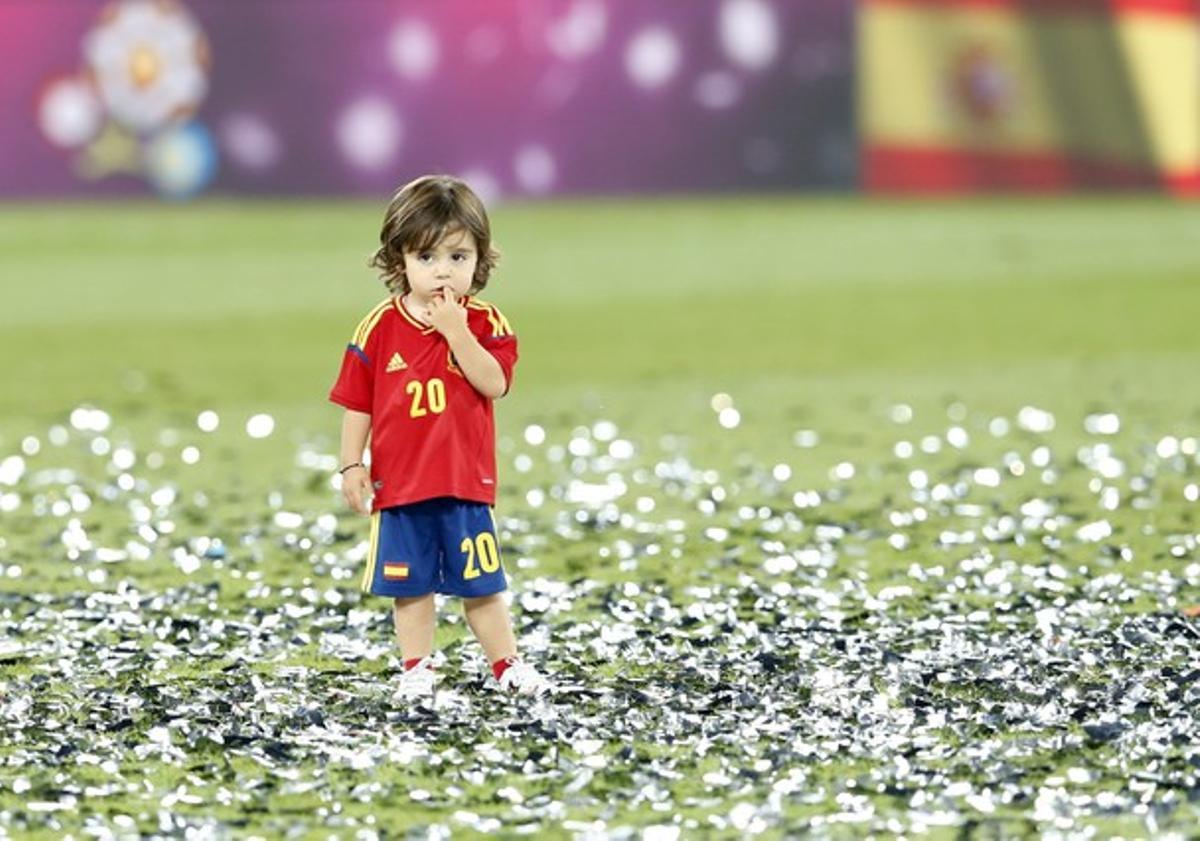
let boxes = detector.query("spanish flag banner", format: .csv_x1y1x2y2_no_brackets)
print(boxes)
860,0,1199,194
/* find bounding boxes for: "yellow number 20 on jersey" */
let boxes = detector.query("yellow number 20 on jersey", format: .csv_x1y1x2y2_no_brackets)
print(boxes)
406,378,446,417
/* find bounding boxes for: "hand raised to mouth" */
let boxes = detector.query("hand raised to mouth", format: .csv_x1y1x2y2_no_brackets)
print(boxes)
426,286,469,338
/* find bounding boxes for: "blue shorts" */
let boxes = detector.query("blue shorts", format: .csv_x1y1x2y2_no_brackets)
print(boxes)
360,497,508,599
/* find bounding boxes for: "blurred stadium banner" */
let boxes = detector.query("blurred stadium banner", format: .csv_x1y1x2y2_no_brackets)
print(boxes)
0,0,854,200
860,0,1200,194
7,0,1195,200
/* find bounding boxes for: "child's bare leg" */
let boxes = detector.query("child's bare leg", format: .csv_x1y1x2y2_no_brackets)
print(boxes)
462,594,517,663
392,595,436,660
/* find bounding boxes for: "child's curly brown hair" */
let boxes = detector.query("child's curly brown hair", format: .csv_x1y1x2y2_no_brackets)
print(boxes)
370,175,500,295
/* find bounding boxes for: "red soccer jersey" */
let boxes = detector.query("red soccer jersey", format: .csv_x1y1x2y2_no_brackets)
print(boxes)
328,296,518,510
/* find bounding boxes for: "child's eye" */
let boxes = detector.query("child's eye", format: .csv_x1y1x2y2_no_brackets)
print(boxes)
417,253,433,262
452,253,468,262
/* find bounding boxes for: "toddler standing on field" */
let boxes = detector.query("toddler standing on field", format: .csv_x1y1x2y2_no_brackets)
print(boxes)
328,174,549,701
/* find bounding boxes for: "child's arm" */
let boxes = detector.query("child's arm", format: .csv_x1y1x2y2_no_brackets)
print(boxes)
427,291,508,399
340,409,373,515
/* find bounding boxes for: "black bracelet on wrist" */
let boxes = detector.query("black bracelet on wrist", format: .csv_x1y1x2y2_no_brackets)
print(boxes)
338,462,365,475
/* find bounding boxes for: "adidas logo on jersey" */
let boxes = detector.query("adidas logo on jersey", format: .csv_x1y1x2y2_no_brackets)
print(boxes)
386,352,408,373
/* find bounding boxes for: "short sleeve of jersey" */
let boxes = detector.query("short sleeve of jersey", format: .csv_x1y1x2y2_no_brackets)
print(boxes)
469,300,519,393
330,303,389,413
328,340,369,410
329,343,373,412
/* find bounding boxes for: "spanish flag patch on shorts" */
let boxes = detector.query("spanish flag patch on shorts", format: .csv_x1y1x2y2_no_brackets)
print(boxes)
382,561,410,580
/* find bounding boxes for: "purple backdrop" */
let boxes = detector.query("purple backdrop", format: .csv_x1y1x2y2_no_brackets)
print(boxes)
0,0,854,199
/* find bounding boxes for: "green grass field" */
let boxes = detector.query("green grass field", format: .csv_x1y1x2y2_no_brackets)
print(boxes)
1,196,1199,838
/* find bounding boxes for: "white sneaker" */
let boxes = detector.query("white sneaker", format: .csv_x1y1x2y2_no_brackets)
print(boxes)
392,657,436,704
495,658,551,697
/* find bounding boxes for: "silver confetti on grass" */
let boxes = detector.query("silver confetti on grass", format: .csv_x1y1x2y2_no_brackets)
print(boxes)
3,407,1200,837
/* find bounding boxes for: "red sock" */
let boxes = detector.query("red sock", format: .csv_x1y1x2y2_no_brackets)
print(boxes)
404,657,428,671
492,656,516,680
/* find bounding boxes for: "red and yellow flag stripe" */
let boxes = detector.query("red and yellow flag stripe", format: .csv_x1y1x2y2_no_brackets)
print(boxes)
860,0,1199,193
869,0,1195,13
382,562,409,580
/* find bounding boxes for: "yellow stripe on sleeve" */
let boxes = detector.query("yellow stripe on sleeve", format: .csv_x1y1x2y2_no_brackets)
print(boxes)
352,299,393,348
492,306,512,337
467,301,513,338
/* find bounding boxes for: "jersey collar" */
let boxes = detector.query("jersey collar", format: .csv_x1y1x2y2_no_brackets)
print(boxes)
394,295,437,334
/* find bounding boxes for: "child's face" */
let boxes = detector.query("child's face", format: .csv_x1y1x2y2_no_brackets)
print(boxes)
402,227,478,304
